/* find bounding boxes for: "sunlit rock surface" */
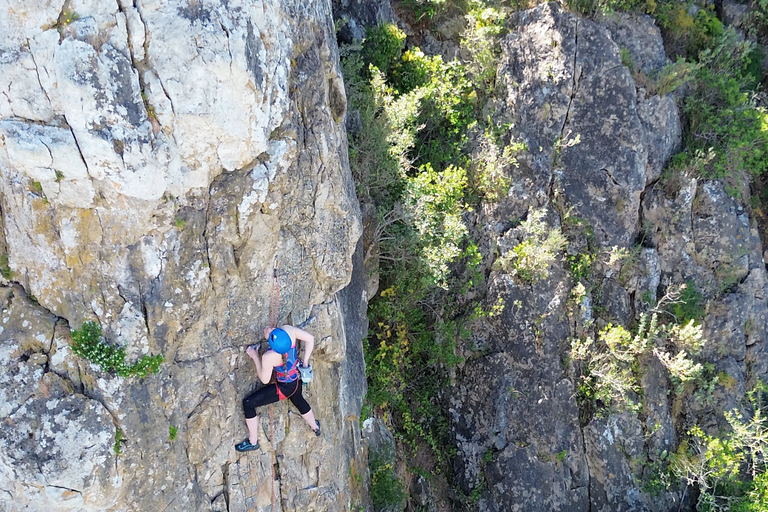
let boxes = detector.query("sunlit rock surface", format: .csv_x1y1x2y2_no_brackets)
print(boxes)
0,0,364,510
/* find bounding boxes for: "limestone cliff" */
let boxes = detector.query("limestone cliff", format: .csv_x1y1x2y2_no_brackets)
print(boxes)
0,0,364,511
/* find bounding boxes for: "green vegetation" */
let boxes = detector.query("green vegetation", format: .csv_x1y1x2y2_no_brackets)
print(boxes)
0,254,12,280
70,321,164,378
494,209,567,283
344,2,514,493
671,281,704,325
672,383,768,511
57,7,80,28
344,0,768,507
571,287,704,419
114,428,124,455
560,0,768,194
174,217,186,229
370,456,406,510
169,425,178,441
678,31,768,183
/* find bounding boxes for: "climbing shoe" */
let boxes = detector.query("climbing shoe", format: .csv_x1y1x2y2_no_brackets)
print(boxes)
235,438,260,452
313,420,321,437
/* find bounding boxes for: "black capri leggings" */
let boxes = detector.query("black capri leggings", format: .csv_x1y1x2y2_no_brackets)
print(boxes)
242,380,311,419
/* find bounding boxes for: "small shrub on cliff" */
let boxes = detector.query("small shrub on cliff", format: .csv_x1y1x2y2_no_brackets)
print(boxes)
565,0,641,18
71,321,164,378
362,24,406,76
369,456,406,509
402,0,445,21
114,428,124,455
571,288,704,417
461,5,508,91
494,209,567,283
0,254,12,280
672,383,768,511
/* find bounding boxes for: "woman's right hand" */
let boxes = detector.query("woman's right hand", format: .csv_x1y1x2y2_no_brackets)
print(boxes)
246,345,258,359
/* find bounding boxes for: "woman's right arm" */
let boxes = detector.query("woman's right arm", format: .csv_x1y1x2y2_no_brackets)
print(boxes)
247,346,278,384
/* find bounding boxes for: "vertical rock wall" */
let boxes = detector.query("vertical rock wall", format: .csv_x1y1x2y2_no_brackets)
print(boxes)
0,0,364,510
452,3,768,511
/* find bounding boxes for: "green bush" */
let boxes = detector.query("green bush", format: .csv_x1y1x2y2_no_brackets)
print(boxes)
571,292,704,416
747,0,768,41
0,254,12,280
362,24,406,76
402,0,446,20
680,30,768,180
370,456,406,509
71,321,164,378
565,0,641,18
671,281,704,325
672,383,768,511
735,470,768,511
406,163,469,287
462,5,508,90
495,209,567,283
390,48,442,94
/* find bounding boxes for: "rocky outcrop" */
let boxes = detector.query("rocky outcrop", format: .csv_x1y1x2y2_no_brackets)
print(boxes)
0,0,363,511
452,3,768,511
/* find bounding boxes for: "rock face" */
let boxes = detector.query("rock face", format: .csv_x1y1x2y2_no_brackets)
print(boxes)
452,3,768,511
0,0,364,511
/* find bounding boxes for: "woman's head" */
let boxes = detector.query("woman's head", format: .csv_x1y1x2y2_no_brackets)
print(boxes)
266,327,291,354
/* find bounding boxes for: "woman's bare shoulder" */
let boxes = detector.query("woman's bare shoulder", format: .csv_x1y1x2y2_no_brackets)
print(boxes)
262,350,283,367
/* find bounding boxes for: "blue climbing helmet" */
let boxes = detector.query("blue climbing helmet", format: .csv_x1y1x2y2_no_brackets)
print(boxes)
268,328,292,354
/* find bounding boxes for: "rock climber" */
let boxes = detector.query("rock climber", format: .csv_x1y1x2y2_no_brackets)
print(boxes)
235,324,320,452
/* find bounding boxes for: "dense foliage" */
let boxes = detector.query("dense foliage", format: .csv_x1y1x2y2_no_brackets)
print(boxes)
342,0,768,508
71,321,164,378
343,2,512,500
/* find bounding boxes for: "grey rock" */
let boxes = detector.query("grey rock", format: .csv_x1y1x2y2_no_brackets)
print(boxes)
452,267,588,511
584,413,650,512
603,13,668,75
333,0,396,44
638,94,681,184
638,354,676,456
721,0,750,28
599,278,632,323
498,3,647,247
362,417,396,465
410,474,432,508
455,3,768,511
642,177,702,286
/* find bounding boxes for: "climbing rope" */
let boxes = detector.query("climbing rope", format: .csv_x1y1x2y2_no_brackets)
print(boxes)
270,404,275,512
270,259,280,330
269,258,279,512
